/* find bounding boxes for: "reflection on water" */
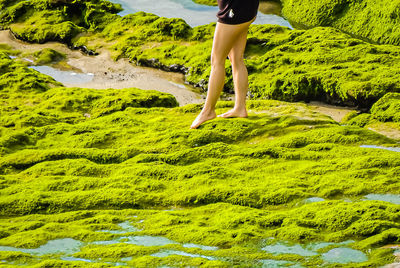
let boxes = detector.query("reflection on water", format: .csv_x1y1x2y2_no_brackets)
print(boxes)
150,249,216,260
111,0,292,28
364,194,400,205
0,238,83,256
97,220,140,234
304,197,325,204
29,65,94,84
262,242,317,257
322,248,368,264
261,238,362,264
182,243,219,251
360,145,400,153
260,259,304,268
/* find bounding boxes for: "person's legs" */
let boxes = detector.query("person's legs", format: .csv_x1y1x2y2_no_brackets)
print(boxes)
218,25,250,118
190,20,253,129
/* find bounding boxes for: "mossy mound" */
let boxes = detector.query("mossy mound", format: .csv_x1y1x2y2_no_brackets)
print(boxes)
370,93,400,123
280,0,400,46
33,48,65,65
247,26,400,108
344,93,400,137
0,0,123,43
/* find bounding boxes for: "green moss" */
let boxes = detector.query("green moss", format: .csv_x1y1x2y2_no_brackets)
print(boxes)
370,93,400,123
281,0,400,46
0,0,122,43
346,114,373,128
33,48,65,65
343,93,400,131
1,4,400,267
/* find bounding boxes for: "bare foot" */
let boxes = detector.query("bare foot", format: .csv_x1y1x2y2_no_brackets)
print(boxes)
190,110,217,129
217,109,248,118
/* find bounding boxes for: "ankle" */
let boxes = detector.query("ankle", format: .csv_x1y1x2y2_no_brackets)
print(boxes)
233,105,247,112
201,107,216,115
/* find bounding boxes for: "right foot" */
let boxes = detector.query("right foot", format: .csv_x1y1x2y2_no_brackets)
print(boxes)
190,110,216,129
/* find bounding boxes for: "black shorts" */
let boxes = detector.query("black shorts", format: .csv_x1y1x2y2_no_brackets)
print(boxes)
217,0,259,25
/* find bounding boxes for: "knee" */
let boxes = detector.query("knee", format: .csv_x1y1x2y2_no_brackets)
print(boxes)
210,54,226,69
229,55,245,69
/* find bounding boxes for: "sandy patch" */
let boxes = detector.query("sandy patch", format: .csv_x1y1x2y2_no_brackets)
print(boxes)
0,30,204,106
308,101,357,122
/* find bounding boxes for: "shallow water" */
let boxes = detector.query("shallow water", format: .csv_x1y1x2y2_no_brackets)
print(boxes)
0,238,83,255
61,256,131,266
360,145,400,153
259,259,304,268
0,227,368,267
182,243,218,251
111,0,292,28
29,65,94,84
150,249,216,260
262,242,317,256
304,197,325,203
122,235,179,246
97,220,140,234
261,238,359,264
364,194,400,205
321,247,368,264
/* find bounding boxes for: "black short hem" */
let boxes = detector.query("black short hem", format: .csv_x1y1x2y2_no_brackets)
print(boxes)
217,16,257,25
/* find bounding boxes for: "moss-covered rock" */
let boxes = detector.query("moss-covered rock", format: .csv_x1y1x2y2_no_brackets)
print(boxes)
343,93,400,132
0,0,123,43
280,0,400,46
370,93,400,123
33,48,65,65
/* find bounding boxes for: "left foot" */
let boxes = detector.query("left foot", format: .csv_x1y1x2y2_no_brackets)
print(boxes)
218,109,248,118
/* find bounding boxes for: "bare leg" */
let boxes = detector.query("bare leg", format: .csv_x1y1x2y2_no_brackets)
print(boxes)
218,20,253,118
190,20,254,129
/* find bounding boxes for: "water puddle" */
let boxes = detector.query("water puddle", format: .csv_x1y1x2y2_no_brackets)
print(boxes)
262,242,317,257
111,0,292,28
150,249,216,260
321,247,368,264
29,65,94,84
182,243,218,251
121,235,179,246
0,238,83,255
259,259,304,268
304,197,325,204
0,220,369,267
61,256,95,263
97,220,140,234
261,238,362,265
363,194,400,205
61,256,131,266
360,145,400,153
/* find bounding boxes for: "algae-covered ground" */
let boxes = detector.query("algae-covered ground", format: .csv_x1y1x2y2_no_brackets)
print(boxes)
1,0,400,108
1,40,400,267
1,0,400,267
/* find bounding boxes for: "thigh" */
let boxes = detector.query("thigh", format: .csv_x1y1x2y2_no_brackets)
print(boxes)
211,20,253,63
228,25,249,63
